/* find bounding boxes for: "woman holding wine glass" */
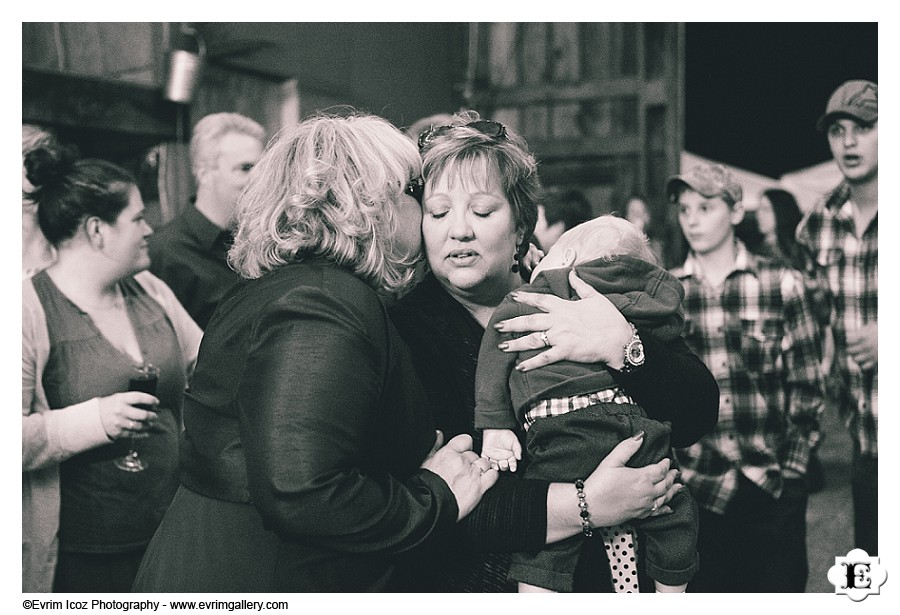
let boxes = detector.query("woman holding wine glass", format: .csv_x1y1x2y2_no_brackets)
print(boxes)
22,144,202,592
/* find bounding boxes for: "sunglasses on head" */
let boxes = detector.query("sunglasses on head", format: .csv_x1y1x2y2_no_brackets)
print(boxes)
417,119,507,151
405,176,425,203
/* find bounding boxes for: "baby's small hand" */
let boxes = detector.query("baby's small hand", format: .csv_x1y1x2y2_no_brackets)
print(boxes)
481,429,522,472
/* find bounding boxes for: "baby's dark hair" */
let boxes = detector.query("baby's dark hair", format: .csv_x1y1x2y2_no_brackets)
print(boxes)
24,145,136,246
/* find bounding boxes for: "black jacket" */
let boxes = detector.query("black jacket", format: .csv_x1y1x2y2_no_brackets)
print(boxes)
180,261,458,591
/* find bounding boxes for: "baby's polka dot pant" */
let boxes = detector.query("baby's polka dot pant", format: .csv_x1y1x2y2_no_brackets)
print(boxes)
599,523,639,593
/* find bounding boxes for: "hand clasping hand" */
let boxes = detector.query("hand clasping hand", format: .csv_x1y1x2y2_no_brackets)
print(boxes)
481,428,522,472
421,431,499,520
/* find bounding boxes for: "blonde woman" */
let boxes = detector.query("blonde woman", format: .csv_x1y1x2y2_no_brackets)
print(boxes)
133,112,496,593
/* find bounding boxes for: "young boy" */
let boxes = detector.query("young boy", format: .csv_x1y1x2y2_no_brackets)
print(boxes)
668,162,824,592
796,80,878,555
476,215,699,593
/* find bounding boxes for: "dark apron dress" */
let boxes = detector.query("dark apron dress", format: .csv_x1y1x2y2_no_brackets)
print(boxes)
32,271,185,592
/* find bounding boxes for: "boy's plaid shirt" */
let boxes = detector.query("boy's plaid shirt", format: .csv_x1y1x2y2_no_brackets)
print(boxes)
670,242,824,514
796,182,878,458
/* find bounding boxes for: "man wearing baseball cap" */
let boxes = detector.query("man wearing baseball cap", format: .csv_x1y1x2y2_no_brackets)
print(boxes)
668,162,824,592
797,80,878,556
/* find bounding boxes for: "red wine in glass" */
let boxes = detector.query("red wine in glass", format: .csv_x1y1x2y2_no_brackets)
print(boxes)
114,363,158,472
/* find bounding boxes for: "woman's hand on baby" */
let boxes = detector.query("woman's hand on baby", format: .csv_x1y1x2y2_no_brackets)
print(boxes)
583,431,680,526
496,270,632,371
98,392,160,440
481,428,522,472
421,431,499,521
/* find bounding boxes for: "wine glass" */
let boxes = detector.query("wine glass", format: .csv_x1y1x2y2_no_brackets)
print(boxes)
114,363,159,472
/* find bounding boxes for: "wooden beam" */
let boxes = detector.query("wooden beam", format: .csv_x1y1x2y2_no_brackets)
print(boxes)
22,68,178,140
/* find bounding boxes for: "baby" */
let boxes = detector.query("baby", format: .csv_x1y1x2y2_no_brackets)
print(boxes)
475,215,699,593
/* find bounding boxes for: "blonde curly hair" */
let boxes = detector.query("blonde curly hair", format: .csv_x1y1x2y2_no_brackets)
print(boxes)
228,112,423,294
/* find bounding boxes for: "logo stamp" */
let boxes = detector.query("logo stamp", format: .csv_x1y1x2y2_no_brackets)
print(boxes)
827,548,887,601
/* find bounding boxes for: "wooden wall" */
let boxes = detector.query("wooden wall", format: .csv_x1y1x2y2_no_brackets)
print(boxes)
22,22,685,251
22,23,169,87
464,23,685,265
24,23,307,225
22,23,288,141
22,22,465,225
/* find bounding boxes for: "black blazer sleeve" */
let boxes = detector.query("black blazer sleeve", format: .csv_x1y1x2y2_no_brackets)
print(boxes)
237,284,458,555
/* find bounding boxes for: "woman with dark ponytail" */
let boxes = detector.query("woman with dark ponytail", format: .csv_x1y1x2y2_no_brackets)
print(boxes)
22,145,202,592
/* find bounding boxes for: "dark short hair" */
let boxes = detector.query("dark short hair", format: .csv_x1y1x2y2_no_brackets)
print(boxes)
541,187,593,232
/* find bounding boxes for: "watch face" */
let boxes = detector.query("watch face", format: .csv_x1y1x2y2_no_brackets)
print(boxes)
627,340,645,365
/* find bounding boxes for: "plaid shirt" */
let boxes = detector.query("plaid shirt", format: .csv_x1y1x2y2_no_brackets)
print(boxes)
670,242,824,514
523,388,636,430
796,183,878,458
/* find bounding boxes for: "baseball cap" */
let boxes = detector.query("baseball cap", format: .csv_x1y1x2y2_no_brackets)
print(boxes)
666,163,742,206
816,80,878,131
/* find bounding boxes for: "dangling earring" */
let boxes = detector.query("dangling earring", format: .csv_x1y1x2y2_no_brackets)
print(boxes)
511,246,521,274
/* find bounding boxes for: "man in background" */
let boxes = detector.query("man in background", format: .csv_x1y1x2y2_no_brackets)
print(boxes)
796,80,878,555
149,112,266,329
669,163,823,592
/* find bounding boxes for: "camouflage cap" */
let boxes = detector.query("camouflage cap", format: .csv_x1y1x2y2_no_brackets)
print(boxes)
666,162,742,206
817,80,878,131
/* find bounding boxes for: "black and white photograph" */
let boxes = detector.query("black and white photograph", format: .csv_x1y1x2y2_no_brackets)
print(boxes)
12,11,889,610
